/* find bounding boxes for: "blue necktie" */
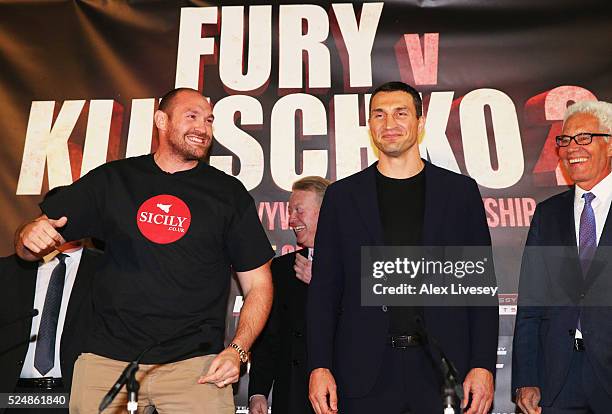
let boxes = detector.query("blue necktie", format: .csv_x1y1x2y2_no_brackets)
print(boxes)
577,193,596,334
34,253,67,376
579,192,596,276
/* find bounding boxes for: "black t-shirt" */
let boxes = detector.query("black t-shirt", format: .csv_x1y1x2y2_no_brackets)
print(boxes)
375,167,425,335
41,154,274,363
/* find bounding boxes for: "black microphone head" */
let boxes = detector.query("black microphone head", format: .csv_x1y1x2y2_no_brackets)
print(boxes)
31,309,39,317
29,334,37,343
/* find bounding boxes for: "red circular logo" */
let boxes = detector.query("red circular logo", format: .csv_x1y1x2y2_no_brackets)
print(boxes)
136,194,191,244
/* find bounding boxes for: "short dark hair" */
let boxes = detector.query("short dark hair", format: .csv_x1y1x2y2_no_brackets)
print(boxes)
369,81,423,118
158,87,201,114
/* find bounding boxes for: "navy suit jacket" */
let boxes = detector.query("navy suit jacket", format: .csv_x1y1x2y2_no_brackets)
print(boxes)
512,188,612,405
307,161,499,398
0,249,101,409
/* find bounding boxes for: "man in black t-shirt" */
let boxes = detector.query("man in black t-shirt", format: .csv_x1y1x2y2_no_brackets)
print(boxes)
307,82,498,414
16,88,274,413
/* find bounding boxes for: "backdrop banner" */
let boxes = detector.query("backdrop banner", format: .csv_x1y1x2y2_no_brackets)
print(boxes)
1,1,611,413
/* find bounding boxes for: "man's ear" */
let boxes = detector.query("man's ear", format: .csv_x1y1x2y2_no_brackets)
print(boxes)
417,115,426,140
154,110,168,131
607,137,612,157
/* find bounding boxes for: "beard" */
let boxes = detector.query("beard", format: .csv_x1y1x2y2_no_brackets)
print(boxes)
168,128,211,161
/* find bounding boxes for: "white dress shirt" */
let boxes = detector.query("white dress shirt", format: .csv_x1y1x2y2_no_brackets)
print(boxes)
20,248,83,379
572,172,612,339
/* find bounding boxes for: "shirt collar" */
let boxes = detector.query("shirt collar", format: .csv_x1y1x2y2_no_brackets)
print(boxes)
42,247,83,264
575,171,612,206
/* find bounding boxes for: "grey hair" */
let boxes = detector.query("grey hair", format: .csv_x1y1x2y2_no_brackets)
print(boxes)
564,100,612,133
292,176,331,203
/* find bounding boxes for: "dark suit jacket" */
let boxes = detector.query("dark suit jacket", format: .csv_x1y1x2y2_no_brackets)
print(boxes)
307,161,499,398
0,249,101,403
249,249,314,414
512,188,612,405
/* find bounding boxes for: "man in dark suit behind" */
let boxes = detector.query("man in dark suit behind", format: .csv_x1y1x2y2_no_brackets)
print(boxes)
1,186,101,413
249,176,331,414
307,81,498,414
513,100,612,414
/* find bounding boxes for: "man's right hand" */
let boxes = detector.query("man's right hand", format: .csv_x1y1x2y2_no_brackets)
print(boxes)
516,386,542,414
248,395,268,414
309,368,338,414
17,215,67,260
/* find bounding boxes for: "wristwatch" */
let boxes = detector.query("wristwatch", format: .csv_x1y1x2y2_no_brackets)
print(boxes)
228,342,249,363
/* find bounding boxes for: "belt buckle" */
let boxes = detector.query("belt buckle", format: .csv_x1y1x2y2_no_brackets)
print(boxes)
391,335,407,349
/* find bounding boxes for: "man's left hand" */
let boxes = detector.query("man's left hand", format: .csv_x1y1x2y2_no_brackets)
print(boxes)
294,253,313,284
198,348,240,387
461,367,494,414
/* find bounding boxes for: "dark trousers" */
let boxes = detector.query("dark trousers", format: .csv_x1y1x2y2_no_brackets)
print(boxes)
543,351,612,414
5,385,68,414
339,345,451,414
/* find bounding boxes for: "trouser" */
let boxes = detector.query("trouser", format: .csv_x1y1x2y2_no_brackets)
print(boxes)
70,353,235,414
542,351,612,414
339,345,448,414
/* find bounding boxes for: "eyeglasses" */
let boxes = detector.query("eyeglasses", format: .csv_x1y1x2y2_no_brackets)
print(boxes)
555,132,611,147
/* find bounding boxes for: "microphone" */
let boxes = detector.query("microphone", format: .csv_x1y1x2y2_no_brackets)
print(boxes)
98,322,214,413
414,317,464,413
98,361,139,412
0,309,38,329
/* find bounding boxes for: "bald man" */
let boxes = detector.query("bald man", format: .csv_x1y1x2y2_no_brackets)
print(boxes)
16,88,274,413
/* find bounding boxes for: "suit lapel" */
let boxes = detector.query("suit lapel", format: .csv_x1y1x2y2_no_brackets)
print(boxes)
554,189,583,298
19,262,38,318
350,163,384,245
63,251,94,332
13,260,38,346
558,188,579,249
422,161,446,246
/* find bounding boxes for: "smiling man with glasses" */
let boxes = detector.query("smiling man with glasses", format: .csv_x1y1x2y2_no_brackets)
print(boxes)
555,133,612,148
513,100,612,414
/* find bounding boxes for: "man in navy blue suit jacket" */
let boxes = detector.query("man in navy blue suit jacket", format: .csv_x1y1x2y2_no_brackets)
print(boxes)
307,81,498,414
513,101,612,414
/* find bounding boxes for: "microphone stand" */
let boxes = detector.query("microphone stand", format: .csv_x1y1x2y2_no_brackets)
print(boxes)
126,368,139,414
415,317,463,414
98,324,212,413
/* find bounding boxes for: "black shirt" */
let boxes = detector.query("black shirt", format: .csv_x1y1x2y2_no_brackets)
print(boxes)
41,154,274,363
375,167,425,335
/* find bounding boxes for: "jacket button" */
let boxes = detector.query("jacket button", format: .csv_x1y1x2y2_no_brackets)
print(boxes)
381,305,388,312
292,359,300,366
17,360,24,366
293,331,303,338
580,293,585,299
